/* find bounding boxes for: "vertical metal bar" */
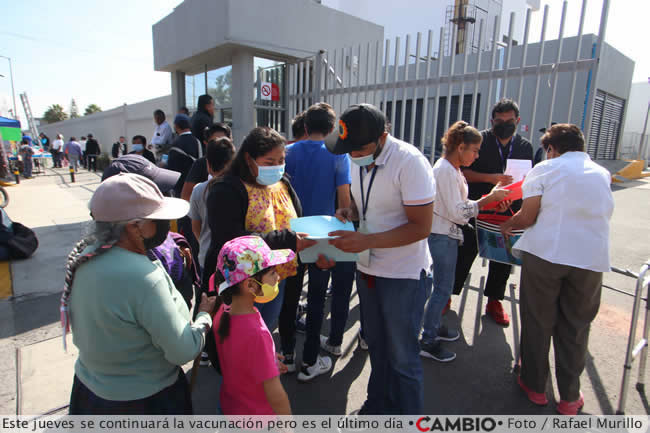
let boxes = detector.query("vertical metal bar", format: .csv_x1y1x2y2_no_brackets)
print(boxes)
305,59,311,108
528,5,549,142
332,48,339,113
339,48,345,113
516,9,532,107
458,25,470,122
356,44,362,104
444,25,457,132
546,1,567,130
484,14,501,129
567,0,588,123
410,32,422,145
391,37,401,133
400,34,411,140
373,40,381,107
283,64,290,135
365,42,371,103
430,27,445,165
323,50,329,103
471,20,485,128
347,46,353,109
583,0,609,144
297,61,303,113
314,53,323,104
382,39,390,115
419,30,433,152
502,12,516,98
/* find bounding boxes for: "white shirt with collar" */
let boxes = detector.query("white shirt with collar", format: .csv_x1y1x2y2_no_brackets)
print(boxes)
151,121,173,150
52,139,64,151
351,134,436,280
512,151,614,272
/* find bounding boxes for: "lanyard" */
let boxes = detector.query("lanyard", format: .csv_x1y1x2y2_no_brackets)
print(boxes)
496,137,514,172
359,166,378,221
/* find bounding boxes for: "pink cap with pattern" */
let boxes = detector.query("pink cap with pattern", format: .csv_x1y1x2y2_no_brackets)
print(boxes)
209,235,295,294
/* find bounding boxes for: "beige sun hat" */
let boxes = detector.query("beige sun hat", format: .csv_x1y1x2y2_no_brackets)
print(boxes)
89,173,189,222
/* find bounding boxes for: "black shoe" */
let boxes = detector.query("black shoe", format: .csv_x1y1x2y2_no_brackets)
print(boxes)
419,340,456,362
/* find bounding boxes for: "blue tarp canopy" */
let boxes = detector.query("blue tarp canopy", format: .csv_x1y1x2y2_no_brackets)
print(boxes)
0,116,20,128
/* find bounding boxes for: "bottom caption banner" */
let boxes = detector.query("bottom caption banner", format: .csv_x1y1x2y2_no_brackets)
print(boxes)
1,415,649,433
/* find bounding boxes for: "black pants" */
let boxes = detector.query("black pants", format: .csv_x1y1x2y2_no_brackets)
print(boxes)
69,368,192,415
279,263,306,354
453,221,512,300
51,149,61,167
87,155,98,172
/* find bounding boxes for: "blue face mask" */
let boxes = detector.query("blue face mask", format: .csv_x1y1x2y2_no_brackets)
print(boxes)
132,143,144,152
350,154,375,167
256,163,285,186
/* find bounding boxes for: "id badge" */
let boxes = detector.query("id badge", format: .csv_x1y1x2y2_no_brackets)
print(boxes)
357,219,371,268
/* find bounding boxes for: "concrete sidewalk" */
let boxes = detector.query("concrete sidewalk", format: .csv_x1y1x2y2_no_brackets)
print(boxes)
0,169,648,416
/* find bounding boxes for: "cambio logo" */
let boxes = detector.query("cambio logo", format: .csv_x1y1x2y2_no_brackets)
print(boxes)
414,416,498,432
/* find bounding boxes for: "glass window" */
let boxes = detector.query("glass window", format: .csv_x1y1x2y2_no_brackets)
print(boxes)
207,66,232,108
185,71,206,112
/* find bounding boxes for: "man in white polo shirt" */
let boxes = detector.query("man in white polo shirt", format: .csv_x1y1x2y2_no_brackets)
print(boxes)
328,104,434,415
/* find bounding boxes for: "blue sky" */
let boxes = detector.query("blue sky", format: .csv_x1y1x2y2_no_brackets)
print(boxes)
1,0,647,124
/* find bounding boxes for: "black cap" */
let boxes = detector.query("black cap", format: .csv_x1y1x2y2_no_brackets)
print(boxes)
101,154,180,194
87,133,93,138
539,122,558,134
327,103,386,155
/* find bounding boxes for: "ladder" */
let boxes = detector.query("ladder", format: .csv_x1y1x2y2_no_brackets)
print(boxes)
19,93,40,143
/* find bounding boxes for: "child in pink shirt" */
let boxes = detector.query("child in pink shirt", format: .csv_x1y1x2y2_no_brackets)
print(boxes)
209,235,293,415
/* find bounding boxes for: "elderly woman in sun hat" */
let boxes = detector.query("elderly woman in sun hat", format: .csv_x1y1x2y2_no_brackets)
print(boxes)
62,173,216,414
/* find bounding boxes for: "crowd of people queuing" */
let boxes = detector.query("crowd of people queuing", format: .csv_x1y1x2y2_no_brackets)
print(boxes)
61,94,613,417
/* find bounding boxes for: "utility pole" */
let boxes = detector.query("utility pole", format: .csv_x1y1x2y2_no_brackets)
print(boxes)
0,55,17,120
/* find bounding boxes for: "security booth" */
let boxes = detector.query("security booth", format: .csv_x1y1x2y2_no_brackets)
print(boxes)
152,0,383,145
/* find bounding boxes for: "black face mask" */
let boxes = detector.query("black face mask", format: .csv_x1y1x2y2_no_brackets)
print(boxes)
142,220,170,251
493,122,517,140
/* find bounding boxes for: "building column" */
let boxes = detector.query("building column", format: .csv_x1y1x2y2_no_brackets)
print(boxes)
231,50,255,146
171,70,186,115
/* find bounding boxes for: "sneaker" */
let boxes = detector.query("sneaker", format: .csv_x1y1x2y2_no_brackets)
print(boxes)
295,316,306,334
517,376,548,406
442,298,452,315
199,351,210,367
297,355,332,382
282,352,296,373
320,335,342,356
435,325,460,342
486,299,510,327
358,334,368,350
419,340,456,362
557,392,584,415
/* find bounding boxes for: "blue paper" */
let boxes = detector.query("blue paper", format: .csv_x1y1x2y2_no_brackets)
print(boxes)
290,216,359,263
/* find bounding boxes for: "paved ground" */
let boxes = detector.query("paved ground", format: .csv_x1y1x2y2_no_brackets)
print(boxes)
0,166,649,416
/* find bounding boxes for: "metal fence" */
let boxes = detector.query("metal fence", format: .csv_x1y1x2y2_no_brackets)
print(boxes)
287,0,611,162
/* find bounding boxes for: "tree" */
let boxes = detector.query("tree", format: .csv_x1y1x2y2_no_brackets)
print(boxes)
69,98,79,119
208,69,232,106
84,104,102,116
43,104,68,124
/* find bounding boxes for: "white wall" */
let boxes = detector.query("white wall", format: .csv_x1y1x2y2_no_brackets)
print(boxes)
623,82,650,134
39,95,172,154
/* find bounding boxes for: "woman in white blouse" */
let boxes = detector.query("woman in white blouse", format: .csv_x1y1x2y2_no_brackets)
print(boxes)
500,124,613,415
420,121,509,363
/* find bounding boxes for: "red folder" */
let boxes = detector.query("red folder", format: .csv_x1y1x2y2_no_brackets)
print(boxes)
480,180,524,211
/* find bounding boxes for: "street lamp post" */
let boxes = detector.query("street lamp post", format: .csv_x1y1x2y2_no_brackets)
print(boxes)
0,55,17,120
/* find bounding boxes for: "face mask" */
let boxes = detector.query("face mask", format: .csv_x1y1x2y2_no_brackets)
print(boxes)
251,279,279,303
255,163,285,186
132,143,144,152
350,154,375,167
493,121,517,140
141,220,170,251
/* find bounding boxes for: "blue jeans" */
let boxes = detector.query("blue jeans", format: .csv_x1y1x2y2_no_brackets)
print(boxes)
422,234,459,344
357,269,429,415
23,159,32,177
256,279,286,331
303,261,355,365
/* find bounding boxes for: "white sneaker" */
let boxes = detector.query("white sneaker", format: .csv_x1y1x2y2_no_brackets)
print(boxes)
320,335,342,356
297,355,332,382
358,335,368,350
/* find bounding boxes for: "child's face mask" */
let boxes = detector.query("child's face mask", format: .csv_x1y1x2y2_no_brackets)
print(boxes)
250,279,279,304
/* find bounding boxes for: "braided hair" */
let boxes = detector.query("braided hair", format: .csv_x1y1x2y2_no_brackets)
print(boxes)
60,221,127,350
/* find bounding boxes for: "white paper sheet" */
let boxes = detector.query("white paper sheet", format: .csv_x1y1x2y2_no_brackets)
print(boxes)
290,216,359,263
505,159,532,184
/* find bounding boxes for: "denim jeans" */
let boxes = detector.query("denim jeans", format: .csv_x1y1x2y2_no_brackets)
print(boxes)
357,269,429,415
256,279,286,331
23,159,32,178
421,234,459,344
302,261,355,365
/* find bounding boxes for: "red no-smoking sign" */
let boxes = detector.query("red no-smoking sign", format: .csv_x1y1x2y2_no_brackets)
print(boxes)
261,82,280,101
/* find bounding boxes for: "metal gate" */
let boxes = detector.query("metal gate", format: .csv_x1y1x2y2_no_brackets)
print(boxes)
587,90,625,160
288,0,612,163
